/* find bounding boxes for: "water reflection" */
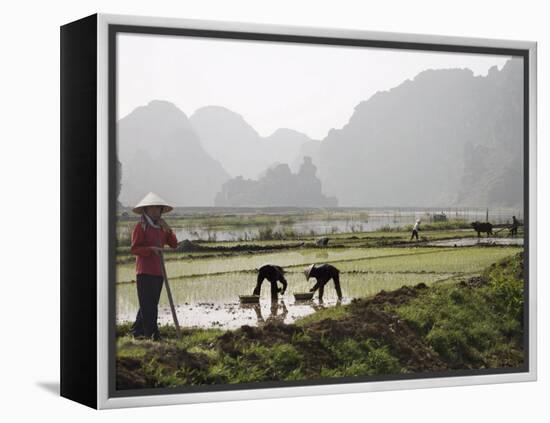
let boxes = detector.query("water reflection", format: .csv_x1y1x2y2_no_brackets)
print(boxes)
426,237,524,247
242,301,289,326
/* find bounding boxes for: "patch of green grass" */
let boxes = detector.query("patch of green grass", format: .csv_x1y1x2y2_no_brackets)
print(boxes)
394,253,524,368
116,247,435,283
173,328,224,348
116,336,149,359
207,342,304,383
335,247,519,274
483,253,524,323
295,305,350,326
319,341,401,377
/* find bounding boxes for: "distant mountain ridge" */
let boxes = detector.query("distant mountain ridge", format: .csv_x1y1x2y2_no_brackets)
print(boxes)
117,100,230,207
315,58,523,208
189,106,315,179
117,59,523,209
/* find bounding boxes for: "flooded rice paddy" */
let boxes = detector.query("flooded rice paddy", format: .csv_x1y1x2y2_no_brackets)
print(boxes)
116,245,521,329
426,237,524,247
172,208,521,242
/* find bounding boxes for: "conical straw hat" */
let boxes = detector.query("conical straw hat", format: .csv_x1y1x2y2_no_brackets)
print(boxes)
304,264,315,280
132,192,173,214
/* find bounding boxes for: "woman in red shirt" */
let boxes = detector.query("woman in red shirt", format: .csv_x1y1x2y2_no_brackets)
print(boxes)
130,192,178,341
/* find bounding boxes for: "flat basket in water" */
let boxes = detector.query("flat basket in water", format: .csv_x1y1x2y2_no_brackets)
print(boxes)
239,295,260,303
294,292,314,301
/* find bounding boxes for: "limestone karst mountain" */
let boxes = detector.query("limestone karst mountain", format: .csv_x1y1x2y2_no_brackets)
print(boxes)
189,106,315,179
315,58,523,208
214,156,337,207
117,100,230,207
117,58,523,209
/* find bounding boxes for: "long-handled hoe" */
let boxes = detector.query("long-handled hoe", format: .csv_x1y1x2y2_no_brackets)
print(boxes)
159,250,182,340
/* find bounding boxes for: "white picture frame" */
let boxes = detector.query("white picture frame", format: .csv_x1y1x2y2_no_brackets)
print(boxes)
60,13,537,409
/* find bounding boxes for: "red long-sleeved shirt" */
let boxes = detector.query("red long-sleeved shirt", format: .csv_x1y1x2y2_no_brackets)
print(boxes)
130,223,178,276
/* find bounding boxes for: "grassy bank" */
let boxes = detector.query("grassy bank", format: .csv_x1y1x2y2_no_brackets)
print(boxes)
116,252,524,389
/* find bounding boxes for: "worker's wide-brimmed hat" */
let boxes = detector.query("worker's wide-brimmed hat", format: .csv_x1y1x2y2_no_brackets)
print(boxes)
304,264,315,280
132,192,173,214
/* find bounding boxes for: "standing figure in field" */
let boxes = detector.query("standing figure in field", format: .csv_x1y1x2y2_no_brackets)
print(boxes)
471,221,493,238
305,263,343,301
410,219,421,241
130,192,179,341
253,264,288,302
510,216,520,237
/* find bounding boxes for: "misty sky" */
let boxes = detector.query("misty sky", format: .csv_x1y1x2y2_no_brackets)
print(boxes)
117,32,510,140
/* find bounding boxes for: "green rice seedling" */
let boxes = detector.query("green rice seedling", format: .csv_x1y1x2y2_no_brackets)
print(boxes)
334,247,519,274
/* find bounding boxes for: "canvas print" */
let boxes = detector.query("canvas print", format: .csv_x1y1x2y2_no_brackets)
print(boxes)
113,31,525,392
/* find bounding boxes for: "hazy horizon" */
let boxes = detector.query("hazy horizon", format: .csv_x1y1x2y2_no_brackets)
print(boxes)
116,33,522,209
117,33,510,140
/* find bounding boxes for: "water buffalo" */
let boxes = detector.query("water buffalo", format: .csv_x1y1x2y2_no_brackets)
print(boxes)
253,264,288,301
471,221,493,238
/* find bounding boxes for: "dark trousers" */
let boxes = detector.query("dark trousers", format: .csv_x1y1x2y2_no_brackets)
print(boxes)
253,278,281,302
411,229,419,240
131,273,164,340
310,275,343,301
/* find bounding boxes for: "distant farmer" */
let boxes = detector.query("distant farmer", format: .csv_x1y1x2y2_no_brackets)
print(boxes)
410,219,421,241
253,264,288,302
510,215,520,237
471,221,493,238
305,263,343,301
130,192,178,341
316,237,329,247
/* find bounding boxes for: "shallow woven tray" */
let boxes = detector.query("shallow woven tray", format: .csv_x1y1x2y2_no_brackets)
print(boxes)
239,294,260,303
293,292,314,301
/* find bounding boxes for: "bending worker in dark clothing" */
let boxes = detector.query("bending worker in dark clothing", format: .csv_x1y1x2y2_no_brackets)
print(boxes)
253,264,288,302
305,263,343,301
